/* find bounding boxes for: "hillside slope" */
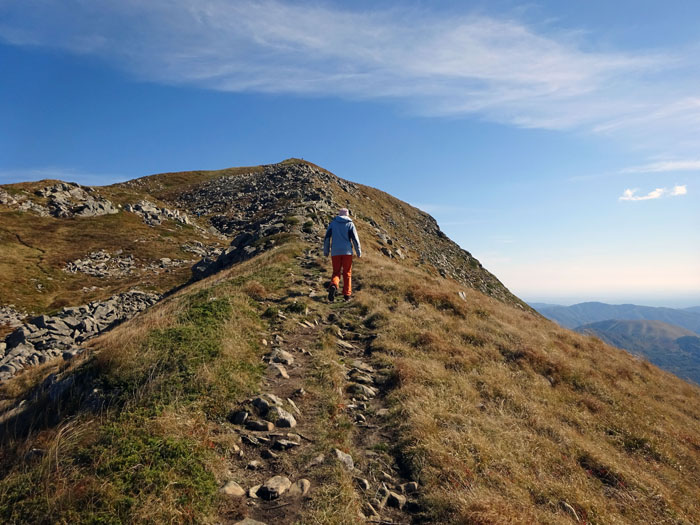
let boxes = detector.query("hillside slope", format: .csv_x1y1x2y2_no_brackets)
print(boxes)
0,160,699,524
535,301,700,334
576,319,700,384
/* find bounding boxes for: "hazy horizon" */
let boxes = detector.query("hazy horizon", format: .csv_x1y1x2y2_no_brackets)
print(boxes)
524,296,700,310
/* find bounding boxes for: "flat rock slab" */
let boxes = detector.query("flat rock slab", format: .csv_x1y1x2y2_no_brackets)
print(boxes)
348,369,374,384
272,439,300,451
347,383,377,398
246,420,274,432
266,393,284,405
351,360,374,373
269,363,289,379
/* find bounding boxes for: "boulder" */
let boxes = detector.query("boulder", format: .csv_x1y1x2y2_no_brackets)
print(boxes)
401,481,419,494
268,406,296,428
252,396,271,414
387,491,407,510
229,410,249,425
348,369,374,384
258,476,292,500
220,481,246,497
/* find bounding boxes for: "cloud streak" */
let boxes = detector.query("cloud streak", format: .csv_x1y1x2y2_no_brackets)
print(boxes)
619,185,687,201
621,160,700,173
2,1,700,151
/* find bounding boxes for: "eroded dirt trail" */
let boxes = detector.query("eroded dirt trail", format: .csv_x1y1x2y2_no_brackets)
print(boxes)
221,248,420,525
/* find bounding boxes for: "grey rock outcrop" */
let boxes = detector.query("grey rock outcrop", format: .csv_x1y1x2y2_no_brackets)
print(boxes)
0,189,17,206
19,200,50,216
37,182,118,218
0,306,27,330
65,250,191,278
64,250,136,278
125,200,191,227
185,164,338,279
180,241,221,259
1,290,159,381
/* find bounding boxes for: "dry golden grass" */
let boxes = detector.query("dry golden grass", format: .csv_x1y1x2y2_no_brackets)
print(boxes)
0,205,222,314
352,251,700,524
0,244,306,524
2,230,699,524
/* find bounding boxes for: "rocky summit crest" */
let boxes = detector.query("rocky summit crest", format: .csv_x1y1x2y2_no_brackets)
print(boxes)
0,159,519,386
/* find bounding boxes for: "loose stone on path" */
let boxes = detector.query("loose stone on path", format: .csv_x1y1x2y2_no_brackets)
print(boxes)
258,475,292,500
288,478,311,497
268,406,297,428
269,363,289,379
333,448,354,470
234,519,267,525
220,480,246,497
267,348,295,365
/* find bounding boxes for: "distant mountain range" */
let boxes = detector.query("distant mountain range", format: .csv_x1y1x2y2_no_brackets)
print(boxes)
531,302,700,384
532,301,700,334
575,319,700,384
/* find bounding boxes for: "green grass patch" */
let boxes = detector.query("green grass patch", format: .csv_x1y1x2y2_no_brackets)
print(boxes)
285,300,307,314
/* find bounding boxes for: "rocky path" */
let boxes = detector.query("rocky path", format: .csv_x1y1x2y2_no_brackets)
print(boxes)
220,249,421,525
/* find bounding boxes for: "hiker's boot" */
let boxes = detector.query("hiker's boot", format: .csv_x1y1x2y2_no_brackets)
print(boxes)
343,295,352,302
328,284,337,302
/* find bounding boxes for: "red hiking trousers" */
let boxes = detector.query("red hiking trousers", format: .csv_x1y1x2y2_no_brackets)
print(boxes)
331,255,353,296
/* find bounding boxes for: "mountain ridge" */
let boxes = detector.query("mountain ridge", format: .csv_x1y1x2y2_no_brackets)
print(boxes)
534,301,700,334
574,319,700,384
0,159,699,524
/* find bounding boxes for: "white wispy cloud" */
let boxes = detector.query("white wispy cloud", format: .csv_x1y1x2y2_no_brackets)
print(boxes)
621,160,700,173
619,185,688,201
670,184,688,196
1,1,700,150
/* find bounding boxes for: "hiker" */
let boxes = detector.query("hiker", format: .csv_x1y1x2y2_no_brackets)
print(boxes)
323,208,362,301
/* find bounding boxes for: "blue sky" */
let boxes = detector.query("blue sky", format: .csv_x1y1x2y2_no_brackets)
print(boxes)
1,0,699,307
